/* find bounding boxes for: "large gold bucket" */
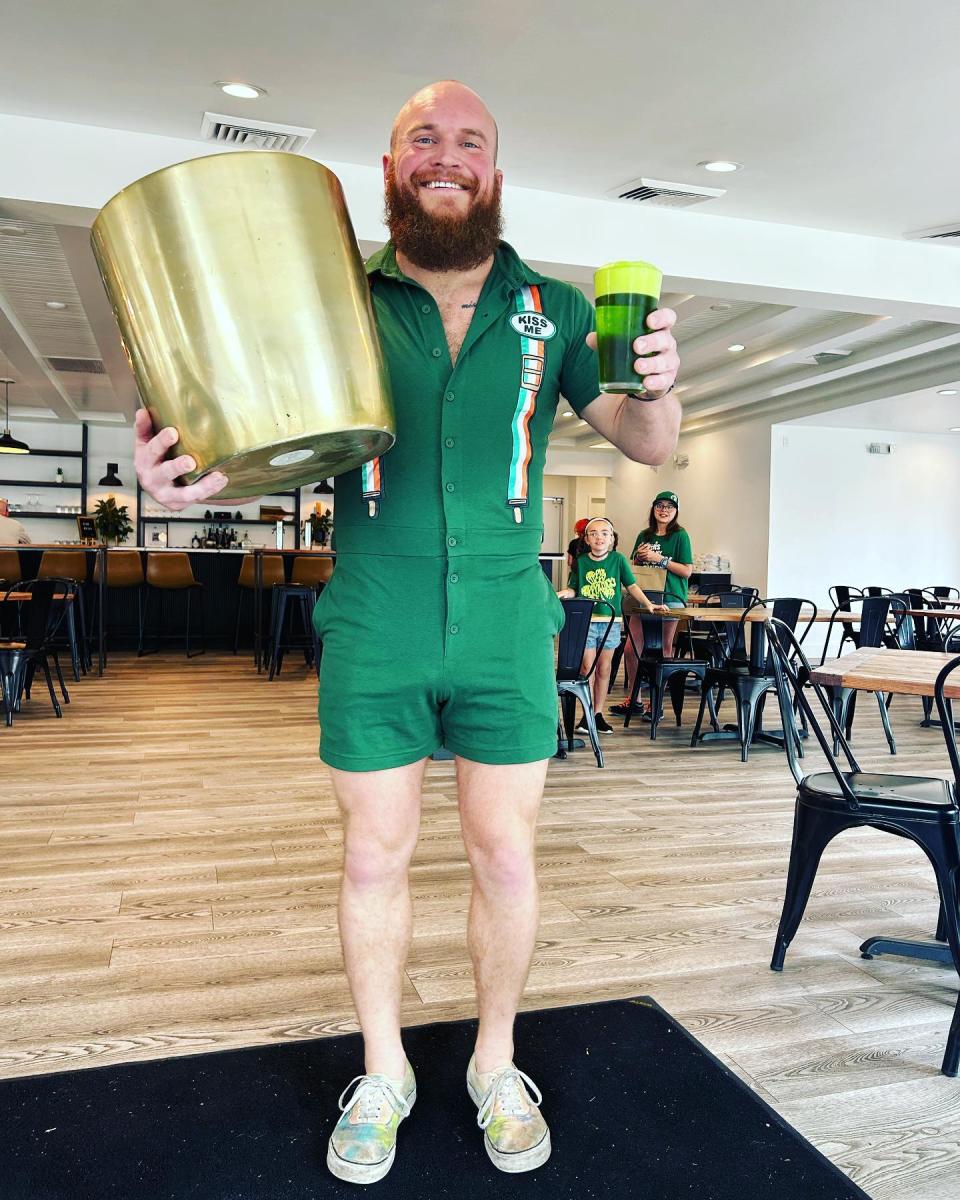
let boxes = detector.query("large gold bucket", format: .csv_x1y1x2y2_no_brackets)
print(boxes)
91,151,395,498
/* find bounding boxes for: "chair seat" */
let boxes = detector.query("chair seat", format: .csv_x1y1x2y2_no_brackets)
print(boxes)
802,771,956,812
0,641,26,649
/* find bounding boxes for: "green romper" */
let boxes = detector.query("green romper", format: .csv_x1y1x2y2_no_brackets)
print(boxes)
313,241,601,771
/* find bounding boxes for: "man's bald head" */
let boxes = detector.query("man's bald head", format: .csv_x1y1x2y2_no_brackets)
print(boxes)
389,80,499,163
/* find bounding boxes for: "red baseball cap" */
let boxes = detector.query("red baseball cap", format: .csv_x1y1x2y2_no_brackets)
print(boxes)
574,518,590,535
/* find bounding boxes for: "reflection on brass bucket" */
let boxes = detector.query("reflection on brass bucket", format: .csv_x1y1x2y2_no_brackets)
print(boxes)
91,152,395,499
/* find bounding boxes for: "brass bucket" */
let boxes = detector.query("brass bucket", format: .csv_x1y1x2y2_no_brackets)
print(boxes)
91,151,395,499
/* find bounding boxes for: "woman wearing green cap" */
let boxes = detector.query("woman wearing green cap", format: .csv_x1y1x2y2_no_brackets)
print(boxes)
612,492,693,715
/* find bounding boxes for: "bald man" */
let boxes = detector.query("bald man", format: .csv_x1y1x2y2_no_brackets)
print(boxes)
135,80,681,1183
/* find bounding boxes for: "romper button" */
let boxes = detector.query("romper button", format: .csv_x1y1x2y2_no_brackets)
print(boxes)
444,437,455,448
445,391,455,402
421,303,431,313
445,482,455,492
450,573,460,584
449,624,460,635
432,347,442,358
447,536,458,548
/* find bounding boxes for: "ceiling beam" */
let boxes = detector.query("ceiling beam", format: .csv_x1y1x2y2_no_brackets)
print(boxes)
675,303,794,363
0,288,77,420
56,224,140,417
681,343,960,437
682,324,960,421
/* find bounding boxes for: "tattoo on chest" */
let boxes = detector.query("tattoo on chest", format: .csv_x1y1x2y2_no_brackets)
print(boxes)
460,302,477,309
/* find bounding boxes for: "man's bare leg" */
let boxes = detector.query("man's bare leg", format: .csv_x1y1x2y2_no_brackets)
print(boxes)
456,756,549,1072
330,758,427,1079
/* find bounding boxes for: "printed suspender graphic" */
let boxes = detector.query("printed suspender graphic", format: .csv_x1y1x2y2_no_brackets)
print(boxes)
507,284,546,524
361,456,382,519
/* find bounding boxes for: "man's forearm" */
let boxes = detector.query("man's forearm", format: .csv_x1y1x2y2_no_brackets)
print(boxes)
607,393,681,465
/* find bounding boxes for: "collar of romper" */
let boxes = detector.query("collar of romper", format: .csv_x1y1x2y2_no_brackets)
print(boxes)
365,240,547,298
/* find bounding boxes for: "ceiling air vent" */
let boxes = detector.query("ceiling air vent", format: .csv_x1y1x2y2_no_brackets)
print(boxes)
200,111,316,153
811,350,852,366
904,222,960,247
47,357,106,374
605,176,726,209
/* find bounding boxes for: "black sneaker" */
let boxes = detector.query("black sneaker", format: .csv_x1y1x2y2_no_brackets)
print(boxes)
595,713,615,734
575,718,589,734
610,701,646,717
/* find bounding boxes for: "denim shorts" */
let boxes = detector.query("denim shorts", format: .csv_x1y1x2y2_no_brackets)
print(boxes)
585,618,622,652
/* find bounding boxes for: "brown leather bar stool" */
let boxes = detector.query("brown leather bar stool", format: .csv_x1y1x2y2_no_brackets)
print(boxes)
0,548,21,589
92,550,145,664
38,549,91,677
290,554,334,592
142,552,205,657
234,553,285,656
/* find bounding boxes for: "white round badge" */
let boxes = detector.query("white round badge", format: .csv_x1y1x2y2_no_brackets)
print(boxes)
509,312,556,340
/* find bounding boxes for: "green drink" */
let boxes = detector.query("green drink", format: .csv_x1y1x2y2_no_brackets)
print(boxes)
594,260,663,393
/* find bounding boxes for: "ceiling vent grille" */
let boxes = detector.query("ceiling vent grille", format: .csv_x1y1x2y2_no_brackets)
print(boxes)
47,357,106,374
904,222,960,247
811,350,853,366
200,111,316,153
605,176,726,208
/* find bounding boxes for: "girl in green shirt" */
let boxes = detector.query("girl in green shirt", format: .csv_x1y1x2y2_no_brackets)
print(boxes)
558,517,667,733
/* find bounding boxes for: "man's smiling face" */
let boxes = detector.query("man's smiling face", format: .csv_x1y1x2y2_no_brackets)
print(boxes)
384,81,503,272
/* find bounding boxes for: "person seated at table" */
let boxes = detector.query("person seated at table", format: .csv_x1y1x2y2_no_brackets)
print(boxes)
557,516,668,734
612,490,692,717
565,516,590,574
0,498,31,546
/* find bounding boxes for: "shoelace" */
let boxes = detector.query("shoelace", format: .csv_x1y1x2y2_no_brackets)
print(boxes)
476,1067,542,1129
338,1074,412,1124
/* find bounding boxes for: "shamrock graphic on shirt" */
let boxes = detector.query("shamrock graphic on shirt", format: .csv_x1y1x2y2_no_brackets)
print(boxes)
582,568,616,603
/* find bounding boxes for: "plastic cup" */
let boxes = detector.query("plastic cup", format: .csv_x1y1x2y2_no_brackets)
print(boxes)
594,260,663,393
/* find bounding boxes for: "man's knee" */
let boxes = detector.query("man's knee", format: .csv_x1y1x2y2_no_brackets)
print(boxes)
342,834,415,890
468,839,537,895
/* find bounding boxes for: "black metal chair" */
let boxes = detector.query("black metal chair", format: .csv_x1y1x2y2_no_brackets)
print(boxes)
555,598,614,769
817,595,897,755
863,586,895,597
690,598,816,762
0,579,69,726
676,587,758,662
266,583,322,680
620,600,709,739
827,585,863,654
764,618,960,1078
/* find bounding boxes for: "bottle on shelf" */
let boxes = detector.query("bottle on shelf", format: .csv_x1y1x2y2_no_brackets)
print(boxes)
190,531,201,549
55,466,65,484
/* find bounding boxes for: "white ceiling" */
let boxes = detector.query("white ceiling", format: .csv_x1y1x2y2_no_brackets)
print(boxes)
3,0,960,240
787,388,960,435
1,1,958,444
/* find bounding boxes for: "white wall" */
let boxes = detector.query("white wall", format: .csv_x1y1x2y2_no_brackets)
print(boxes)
768,424,960,606
606,415,773,591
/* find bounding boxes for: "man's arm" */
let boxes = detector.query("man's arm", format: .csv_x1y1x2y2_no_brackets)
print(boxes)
579,308,681,465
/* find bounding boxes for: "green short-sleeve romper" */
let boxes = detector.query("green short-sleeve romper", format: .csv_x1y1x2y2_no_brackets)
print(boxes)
312,241,600,771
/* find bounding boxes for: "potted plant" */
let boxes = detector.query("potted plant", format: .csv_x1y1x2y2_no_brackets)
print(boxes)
311,507,333,547
93,496,134,545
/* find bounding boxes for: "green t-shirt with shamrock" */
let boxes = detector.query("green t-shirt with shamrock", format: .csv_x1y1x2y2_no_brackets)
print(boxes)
567,550,636,618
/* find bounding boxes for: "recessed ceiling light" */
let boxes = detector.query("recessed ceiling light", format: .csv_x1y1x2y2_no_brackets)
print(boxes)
728,344,746,353
698,160,742,173
563,411,575,417
216,81,266,99
45,300,67,310
950,427,960,433
938,388,958,396
0,224,26,237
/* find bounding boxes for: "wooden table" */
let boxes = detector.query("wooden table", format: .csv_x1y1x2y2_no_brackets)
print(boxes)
906,609,960,621
811,646,960,967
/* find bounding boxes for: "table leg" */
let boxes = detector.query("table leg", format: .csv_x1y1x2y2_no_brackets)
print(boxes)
860,934,954,966
97,546,105,677
254,553,262,673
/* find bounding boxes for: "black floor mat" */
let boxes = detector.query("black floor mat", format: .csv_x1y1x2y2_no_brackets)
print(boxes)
1,997,869,1199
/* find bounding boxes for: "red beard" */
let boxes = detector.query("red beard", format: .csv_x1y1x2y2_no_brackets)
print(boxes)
384,163,503,272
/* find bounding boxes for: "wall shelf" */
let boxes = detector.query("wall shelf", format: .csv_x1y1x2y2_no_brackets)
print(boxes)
0,479,81,488
8,511,81,520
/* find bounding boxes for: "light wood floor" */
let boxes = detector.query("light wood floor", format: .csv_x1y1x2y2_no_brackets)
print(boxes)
3,653,960,1198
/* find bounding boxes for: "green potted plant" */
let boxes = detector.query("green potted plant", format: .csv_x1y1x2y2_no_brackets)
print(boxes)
311,507,333,547
93,496,134,545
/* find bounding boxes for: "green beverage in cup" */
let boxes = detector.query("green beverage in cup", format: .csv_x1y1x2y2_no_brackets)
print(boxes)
594,260,663,393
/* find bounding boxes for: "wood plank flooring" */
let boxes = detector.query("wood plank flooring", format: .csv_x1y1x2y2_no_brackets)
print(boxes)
3,653,960,1198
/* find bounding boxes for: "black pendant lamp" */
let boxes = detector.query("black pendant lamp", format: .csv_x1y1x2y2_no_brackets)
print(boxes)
0,379,30,455
313,478,334,494
98,462,123,487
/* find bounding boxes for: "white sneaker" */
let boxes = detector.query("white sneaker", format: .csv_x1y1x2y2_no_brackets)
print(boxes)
466,1055,551,1173
327,1062,416,1184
